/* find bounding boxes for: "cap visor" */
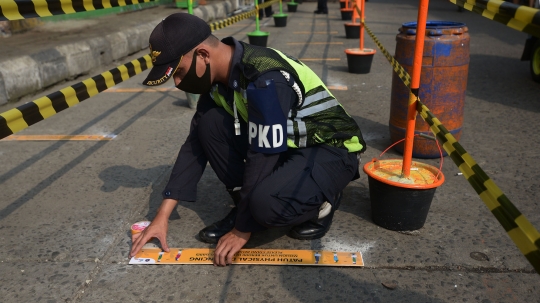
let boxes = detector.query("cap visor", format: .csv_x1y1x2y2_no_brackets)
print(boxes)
142,56,182,86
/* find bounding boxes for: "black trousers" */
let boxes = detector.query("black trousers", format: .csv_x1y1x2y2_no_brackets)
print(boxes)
317,0,328,13
198,106,359,228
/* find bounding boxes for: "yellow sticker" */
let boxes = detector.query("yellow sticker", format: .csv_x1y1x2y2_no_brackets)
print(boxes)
129,248,363,266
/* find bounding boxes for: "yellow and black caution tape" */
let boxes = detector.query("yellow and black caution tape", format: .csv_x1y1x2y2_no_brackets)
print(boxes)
208,0,278,31
0,0,158,21
450,0,540,38
0,2,276,139
0,55,153,140
354,4,540,273
362,22,412,87
417,101,540,274
352,4,411,87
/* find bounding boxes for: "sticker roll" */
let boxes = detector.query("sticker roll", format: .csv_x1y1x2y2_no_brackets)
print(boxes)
131,221,152,243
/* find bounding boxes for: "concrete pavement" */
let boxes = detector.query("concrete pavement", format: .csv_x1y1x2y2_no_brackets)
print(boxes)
0,1,239,105
0,0,539,302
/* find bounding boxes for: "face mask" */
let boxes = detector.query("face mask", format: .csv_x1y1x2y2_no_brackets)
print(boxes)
176,50,212,94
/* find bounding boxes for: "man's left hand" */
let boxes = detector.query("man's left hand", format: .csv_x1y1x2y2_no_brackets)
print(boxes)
214,228,251,266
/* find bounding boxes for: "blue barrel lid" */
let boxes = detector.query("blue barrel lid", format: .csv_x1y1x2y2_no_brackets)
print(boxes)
402,21,466,29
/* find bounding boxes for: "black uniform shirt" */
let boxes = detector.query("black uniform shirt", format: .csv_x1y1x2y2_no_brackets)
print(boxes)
162,37,298,232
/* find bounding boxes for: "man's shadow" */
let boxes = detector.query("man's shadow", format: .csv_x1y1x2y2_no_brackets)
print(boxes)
98,164,288,248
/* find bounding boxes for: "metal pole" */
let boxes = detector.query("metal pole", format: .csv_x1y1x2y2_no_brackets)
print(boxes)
401,0,429,177
359,0,364,50
255,0,260,31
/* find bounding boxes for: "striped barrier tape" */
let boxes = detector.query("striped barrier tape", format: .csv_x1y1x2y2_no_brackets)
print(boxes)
353,4,540,274
0,55,152,139
349,4,411,86
449,0,540,38
417,102,540,274
0,2,277,139
208,0,278,31
362,21,412,88
0,0,157,21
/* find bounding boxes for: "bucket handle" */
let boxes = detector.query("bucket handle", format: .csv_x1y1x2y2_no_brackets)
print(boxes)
376,132,444,180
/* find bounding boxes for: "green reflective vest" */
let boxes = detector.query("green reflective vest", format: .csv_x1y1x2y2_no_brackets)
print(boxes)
210,42,365,153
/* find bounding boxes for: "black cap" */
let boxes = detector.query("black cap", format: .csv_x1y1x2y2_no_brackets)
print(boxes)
143,13,211,86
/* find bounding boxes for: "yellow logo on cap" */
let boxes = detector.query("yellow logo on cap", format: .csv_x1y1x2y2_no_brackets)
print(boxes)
150,46,161,63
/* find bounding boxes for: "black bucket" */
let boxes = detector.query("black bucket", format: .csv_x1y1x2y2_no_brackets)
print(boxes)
345,51,374,74
341,9,353,20
368,176,436,231
248,35,268,47
344,23,360,39
273,15,287,27
287,3,298,12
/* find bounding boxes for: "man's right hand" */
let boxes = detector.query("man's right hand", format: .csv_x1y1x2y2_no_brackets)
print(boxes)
129,217,170,258
129,198,178,258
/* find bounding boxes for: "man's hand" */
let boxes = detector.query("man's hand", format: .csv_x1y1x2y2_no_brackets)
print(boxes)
129,217,170,258
129,199,178,258
213,228,250,266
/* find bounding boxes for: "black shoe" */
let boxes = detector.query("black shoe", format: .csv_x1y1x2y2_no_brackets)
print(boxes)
199,207,238,244
287,192,342,240
313,10,328,14
199,188,241,243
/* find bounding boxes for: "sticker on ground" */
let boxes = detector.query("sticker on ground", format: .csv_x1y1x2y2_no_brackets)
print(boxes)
129,248,363,266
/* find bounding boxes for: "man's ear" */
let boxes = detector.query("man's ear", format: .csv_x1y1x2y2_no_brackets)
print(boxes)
196,47,211,64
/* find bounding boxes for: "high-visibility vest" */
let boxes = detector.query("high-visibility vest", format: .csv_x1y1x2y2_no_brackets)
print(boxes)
210,42,365,153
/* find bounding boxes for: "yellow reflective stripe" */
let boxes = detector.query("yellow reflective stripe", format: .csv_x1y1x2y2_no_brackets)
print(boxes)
132,58,143,74
507,19,527,31
2,0,24,20
60,0,76,14
484,179,505,200
478,190,501,211
118,0,127,6
0,109,28,133
102,0,113,9
60,87,80,107
458,162,475,179
515,215,540,244
117,65,130,81
32,0,53,17
33,97,56,119
83,0,95,11
461,153,477,169
101,71,117,89
464,2,475,11
82,79,99,97
507,228,538,255
515,6,537,24
481,9,496,19
487,0,502,14
143,54,153,68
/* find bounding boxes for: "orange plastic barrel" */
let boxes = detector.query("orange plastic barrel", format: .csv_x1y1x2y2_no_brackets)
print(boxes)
389,21,469,158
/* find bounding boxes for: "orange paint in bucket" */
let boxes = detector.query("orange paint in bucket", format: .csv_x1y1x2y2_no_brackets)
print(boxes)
363,159,444,189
